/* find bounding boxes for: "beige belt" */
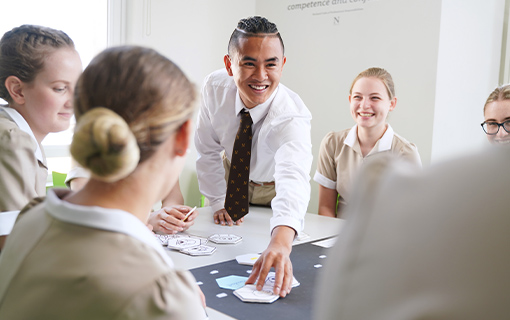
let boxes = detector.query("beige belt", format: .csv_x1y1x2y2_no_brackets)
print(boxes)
249,181,275,187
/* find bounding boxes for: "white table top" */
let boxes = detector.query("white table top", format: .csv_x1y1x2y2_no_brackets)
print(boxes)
164,206,344,320
166,206,343,270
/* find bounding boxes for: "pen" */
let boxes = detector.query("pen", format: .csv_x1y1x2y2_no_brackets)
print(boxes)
183,206,197,222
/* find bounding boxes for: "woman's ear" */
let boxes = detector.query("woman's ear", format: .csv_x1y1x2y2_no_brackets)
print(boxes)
174,119,191,156
4,76,26,105
389,97,397,112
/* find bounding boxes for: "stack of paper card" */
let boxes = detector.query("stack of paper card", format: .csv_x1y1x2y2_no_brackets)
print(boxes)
155,234,216,256
180,245,216,256
233,284,279,303
233,272,300,303
264,271,300,288
208,233,242,244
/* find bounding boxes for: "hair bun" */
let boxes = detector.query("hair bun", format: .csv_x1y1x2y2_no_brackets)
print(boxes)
71,107,140,183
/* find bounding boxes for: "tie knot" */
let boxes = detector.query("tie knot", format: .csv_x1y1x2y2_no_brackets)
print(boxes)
241,110,253,125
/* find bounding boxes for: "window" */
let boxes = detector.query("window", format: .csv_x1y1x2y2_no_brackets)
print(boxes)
0,0,108,175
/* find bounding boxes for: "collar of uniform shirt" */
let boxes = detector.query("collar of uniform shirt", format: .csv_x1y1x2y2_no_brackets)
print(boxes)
0,105,45,165
234,86,279,126
344,123,395,153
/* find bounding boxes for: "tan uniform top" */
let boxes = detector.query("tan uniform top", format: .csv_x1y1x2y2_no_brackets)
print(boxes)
0,106,47,212
0,189,207,320
314,124,421,212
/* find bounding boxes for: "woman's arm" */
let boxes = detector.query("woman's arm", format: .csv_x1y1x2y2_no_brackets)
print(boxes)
318,185,338,218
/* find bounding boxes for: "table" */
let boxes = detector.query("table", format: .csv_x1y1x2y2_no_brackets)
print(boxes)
164,206,344,320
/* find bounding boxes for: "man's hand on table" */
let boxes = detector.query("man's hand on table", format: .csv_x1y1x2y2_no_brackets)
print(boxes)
213,208,244,226
246,225,296,297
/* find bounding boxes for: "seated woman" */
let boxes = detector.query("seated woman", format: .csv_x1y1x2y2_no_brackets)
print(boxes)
0,46,207,319
0,25,82,247
314,67,421,217
481,84,510,145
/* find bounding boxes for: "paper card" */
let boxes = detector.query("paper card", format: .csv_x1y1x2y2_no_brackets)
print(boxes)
155,234,170,246
294,231,311,243
233,284,279,304
155,233,208,247
167,237,202,250
216,275,249,290
264,272,300,288
312,236,338,248
235,253,260,266
180,245,217,256
208,233,242,244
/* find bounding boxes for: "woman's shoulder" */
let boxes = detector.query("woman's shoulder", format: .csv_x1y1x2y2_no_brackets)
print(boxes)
391,132,418,151
120,269,206,319
322,128,351,144
0,117,33,148
391,132,422,166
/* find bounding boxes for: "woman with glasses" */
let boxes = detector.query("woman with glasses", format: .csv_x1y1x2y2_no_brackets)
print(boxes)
481,85,510,145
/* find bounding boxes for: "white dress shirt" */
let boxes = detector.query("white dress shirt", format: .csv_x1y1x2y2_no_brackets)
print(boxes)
195,69,313,233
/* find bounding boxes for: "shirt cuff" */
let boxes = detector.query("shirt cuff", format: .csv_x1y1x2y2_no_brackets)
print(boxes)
270,216,304,238
313,171,336,190
210,199,225,213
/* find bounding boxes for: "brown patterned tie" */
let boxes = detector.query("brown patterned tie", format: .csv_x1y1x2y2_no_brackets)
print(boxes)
225,110,253,222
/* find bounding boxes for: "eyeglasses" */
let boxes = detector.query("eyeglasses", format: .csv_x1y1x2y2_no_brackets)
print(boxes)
481,120,510,135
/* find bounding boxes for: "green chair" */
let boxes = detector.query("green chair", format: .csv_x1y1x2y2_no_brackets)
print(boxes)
51,171,67,188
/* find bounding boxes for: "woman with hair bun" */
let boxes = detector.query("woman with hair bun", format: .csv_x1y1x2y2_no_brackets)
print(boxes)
314,67,421,218
0,46,207,319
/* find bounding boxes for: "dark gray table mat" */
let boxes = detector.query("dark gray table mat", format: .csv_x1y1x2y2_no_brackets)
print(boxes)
190,240,331,320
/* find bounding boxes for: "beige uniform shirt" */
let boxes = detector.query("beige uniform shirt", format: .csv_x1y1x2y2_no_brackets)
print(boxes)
315,147,510,320
0,189,207,320
314,125,421,211
0,106,47,212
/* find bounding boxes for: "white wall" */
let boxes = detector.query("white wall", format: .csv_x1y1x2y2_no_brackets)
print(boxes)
121,0,256,206
431,0,504,162
256,0,442,212
116,0,504,212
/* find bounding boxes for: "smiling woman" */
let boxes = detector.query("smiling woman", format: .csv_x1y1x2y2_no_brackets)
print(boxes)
313,67,422,218
0,0,107,175
481,84,510,146
0,25,82,213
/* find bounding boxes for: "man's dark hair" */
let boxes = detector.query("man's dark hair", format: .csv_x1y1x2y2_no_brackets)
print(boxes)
227,16,284,55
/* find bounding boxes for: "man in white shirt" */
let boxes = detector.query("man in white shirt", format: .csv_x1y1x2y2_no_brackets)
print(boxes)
195,16,313,298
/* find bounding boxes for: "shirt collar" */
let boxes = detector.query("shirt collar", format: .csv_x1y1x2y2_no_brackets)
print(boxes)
344,125,359,148
0,105,44,164
45,189,174,268
234,86,279,125
373,123,394,152
344,124,394,154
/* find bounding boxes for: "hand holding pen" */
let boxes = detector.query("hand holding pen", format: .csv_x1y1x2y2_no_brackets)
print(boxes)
148,205,199,234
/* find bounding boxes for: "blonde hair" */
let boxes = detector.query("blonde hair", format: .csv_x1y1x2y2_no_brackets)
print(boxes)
349,67,395,100
483,84,510,114
71,46,196,183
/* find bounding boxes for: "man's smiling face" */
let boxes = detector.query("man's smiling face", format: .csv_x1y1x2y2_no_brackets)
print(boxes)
224,35,286,109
